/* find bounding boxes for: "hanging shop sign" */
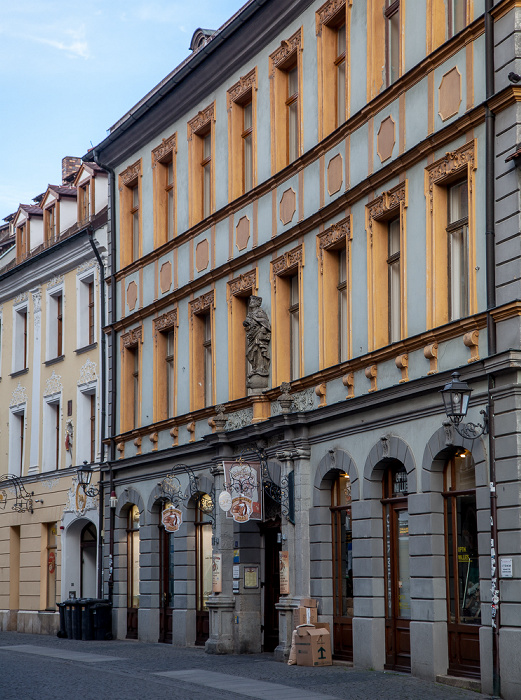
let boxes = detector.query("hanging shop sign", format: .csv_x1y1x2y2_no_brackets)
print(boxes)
162,506,183,532
280,551,290,594
212,553,222,593
223,460,262,523
48,551,56,575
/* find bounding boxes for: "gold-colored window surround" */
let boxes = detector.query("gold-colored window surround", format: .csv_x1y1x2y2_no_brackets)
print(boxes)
189,290,215,410
153,309,178,422
317,216,352,368
269,27,303,174
227,68,258,202
366,181,408,351
188,103,216,227
367,0,404,100
78,178,94,223
121,326,142,432
152,133,177,248
316,0,351,140
227,269,258,401
425,139,477,329
118,159,142,269
271,244,304,385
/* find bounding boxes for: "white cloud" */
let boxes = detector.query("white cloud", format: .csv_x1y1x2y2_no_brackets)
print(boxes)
31,34,90,59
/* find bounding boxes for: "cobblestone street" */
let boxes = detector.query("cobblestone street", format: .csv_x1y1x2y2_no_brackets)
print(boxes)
0,631,490,700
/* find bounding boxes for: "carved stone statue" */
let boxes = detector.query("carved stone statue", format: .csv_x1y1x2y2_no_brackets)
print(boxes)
243,296,271,392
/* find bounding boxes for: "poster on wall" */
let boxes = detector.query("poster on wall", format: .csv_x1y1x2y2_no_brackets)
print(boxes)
223,460,262,523
162,506,183,532
279,551,290,594
212,553,222,593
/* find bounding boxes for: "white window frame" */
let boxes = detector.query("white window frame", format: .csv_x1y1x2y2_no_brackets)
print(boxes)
76,269,97,350
42,393,61,472
12,303,28,373
46,285,64,361
8,405,26,477
76,382,98,465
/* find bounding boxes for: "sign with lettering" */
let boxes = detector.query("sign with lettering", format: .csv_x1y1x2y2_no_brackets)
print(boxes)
280,550,290,594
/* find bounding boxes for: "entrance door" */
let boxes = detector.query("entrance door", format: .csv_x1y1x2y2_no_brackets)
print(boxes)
126,505,140,640
159,525,174,644
444,452,480,678
195,494,212,646
261,516,281,652
80,522,97,598
383,464,411,672
331,473,353,661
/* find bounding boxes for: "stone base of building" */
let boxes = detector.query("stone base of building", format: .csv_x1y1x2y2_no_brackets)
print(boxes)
0,610,59,635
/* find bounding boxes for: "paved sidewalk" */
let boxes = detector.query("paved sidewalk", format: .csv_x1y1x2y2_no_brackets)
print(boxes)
0,631,490,700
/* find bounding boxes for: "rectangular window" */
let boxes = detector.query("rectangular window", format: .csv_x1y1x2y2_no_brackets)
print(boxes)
16,224,29,261
43,399,60,471
47,290,64,360
448,180,469,320
77,272,96,349
13,306,28,373
76,386,97,464
90,394,96,462
336,23,346,128
88,281,95,345
449,0,467,37
228,279,256,400
338,248,348,362
118,160,142,268
269,28,302,174
203,314,212,406
166,330,175,417
387,218,401,343
79,182,90,222
385,0,400,87
188,105,215,227
45,205,56,243
189,293,214,411
271,246,303,384
227,69,257,201
9,409,25,476
152,134,177,247
242,101,253,193
132,347,139,430
316,1,348,139
153,312,177,422
289,274,300,381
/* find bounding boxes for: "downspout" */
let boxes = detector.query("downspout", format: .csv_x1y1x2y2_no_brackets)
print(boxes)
92,151,118,604
485,1,500,697
87,226,106,599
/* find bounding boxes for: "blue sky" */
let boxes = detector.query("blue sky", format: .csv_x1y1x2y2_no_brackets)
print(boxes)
0,0,245,222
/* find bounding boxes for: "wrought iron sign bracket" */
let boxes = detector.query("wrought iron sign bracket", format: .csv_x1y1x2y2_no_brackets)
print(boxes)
236,448,295,524
159,464,216,529
0,474,35,514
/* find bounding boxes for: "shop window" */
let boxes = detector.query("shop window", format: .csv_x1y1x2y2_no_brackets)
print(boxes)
188,104,215,226
228,69,257,201
316,0,348,139
121,327,142,431
318,218,351,368
271,245,303,384
366,182,407,350
152,132,177,247
118,160,142,268
425,141,476,329
189,292,215,410
269,28,303,174
153,310,178,421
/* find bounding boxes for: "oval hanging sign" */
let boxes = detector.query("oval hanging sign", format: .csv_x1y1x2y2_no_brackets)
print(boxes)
162,506,183,532
218,491,232,512
230,496,253,523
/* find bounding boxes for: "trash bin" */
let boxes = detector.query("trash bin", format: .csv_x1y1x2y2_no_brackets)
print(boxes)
63,599,83,640
92,601,113,640
57,602,67,638
80,599,97,641
64,599,75,640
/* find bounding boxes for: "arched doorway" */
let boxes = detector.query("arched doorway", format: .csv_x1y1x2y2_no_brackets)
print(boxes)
158,502,175,644
330,472,353,661
259,489,281,653
126,504,140,639
195,494,212,646
80,522,97,598
382,461,411,672
444,450,480,678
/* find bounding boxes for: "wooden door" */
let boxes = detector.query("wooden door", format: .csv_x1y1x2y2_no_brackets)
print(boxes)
262,522,281,652
158,526,174,644
331,473,353,661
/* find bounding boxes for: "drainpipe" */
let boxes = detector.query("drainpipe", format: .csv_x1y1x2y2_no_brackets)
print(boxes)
485,1,500,697
92,151,118,603
87,226,106,599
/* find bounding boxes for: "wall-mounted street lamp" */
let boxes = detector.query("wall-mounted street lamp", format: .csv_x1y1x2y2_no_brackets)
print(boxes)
77,461,100,498
440,372,488,439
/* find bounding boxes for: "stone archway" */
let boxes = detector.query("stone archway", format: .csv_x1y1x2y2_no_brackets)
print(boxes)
62,516,98,600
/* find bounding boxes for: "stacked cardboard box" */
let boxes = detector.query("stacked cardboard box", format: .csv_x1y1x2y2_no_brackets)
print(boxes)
294,622,332,666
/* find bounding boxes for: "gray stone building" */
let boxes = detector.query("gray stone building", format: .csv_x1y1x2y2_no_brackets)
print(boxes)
86,0,521,696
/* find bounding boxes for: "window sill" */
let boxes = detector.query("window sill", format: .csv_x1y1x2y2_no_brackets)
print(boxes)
44,355,65,367
75,342,98,355
10,367,29,377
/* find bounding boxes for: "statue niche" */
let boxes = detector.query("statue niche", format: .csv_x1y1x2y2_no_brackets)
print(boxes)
243,296,271,393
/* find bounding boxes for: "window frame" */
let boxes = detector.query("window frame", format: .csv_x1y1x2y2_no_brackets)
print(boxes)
118,160,142,269
9,405,25,477
227,270,258,400
12,303,28,374
46,285,64,361
121,327,142,432
188,104,216,227
227,68,258,201
42,394,61,472
152,133,177,247
189,291,215,411
153,310,178,422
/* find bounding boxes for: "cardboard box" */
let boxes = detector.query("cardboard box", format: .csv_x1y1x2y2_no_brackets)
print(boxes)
294,606,318,626
295,625,332,666
299,598,317,608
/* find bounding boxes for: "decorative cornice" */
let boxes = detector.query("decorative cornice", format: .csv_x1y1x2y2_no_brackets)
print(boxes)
228,270,257,297
78,358,98,386
316,0,346,34
190,290,214,316
151,133,177,167
317,216,351,251
154,309,178,332
272,245,303,277
367,181,408,222
426,140,476,213
10,383,28,408
227,68,257,107
44,371,63,398
269,27,302,75
121,326,142,348
119,159,141,187
187,103,215,137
